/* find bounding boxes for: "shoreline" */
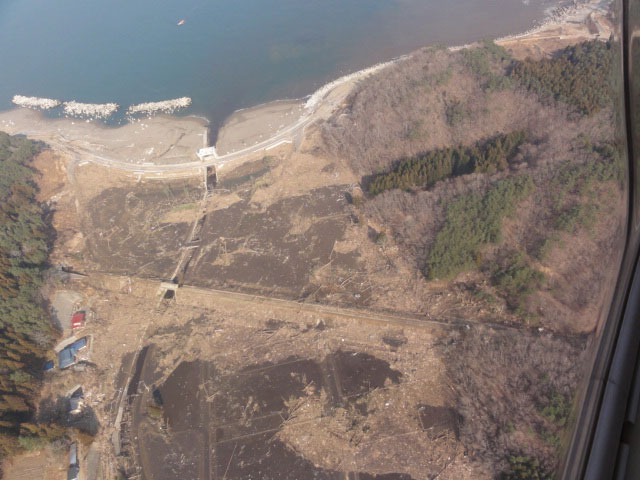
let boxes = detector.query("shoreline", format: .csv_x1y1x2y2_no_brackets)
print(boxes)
0,0,612,168
199,0,614,153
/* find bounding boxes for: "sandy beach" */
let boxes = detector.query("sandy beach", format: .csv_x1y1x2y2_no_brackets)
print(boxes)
215,100,305,155
0,108,207,167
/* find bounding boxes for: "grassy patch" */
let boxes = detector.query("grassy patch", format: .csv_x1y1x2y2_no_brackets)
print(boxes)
539,393,570,427
171,202,197,213
460,40,514,91
425,176,534,280
414,67,453,90
375,231,388,246
405,120,427,141
533,235,563,261
445,100,468,126
554,203,599,233
147,405,163,419
472,288,499,305
493,252,545,312
17,435,49,451
502,454,553,480
554,140,624,200
548,139,622,235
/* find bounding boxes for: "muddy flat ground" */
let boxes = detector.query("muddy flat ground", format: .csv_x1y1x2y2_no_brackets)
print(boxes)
186,177,361,299
81,177,202,278
62,145,479,323
64,279,478,480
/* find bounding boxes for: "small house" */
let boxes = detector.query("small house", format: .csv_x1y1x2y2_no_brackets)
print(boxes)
58,336,89,369
67,386,84,415
71,312,86,330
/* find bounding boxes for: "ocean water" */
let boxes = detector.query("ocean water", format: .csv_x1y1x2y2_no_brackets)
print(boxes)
0,0,561,130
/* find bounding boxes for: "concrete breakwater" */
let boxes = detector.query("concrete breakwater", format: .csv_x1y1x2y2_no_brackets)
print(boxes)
126,97,192,116
11,94,192,120
63,101,119,119
12,95,60,110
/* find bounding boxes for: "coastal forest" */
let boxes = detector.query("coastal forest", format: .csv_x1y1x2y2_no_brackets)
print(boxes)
322,38,623,478
0,133,61,459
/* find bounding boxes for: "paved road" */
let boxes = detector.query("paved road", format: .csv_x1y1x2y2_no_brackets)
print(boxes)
40,107,315,175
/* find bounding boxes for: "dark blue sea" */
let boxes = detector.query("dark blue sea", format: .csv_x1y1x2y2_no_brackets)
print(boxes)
0,0,560,130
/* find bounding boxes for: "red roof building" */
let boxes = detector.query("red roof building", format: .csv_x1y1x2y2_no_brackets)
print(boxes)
71,312,86,329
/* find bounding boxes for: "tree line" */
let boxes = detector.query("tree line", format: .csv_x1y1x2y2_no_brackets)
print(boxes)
0,132,61,459
367,130,527,195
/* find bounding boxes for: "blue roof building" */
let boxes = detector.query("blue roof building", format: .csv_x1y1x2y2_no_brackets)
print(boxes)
58,337,89,369
59,348,75,369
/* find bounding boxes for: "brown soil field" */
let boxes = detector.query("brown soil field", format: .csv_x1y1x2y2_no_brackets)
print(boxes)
28,258,499,479
3,449,66,480
68,278,479,480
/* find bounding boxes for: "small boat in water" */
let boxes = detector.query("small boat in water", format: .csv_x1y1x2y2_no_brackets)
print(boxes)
177,19,186,26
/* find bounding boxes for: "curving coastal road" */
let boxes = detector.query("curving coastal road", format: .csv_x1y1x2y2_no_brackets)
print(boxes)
46,109,314,174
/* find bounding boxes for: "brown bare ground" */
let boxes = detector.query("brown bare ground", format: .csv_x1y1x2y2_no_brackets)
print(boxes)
3,449,65,480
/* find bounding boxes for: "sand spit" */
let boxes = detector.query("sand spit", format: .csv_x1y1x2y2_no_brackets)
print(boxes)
63,101,119,119
12,95,60,110
127,97,192,116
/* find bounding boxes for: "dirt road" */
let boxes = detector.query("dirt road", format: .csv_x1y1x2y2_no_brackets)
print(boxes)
87,272,545,336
